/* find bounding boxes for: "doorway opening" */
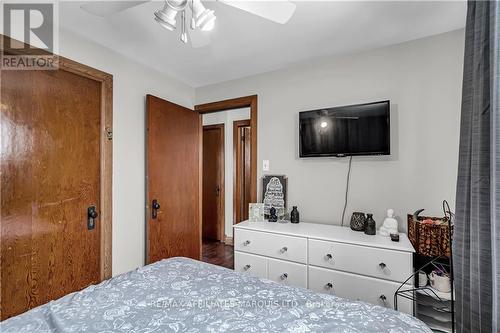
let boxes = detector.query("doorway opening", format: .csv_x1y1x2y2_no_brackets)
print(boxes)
145,95,257,269
202,124,225,243
197,96,257,270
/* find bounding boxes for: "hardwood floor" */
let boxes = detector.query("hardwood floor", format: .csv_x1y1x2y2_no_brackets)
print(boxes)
202,239,234,269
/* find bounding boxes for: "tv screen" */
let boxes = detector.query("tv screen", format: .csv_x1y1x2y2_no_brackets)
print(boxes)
299,100,390,157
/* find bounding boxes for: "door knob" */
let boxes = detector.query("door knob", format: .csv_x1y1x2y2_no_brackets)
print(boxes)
87,206,98,230
325,282,333,290
152,199,160,219
215,186,220,196
280,273,288,280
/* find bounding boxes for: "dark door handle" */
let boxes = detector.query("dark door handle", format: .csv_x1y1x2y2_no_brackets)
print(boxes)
88,206,98,230
152,199,160,219
215,186,220,196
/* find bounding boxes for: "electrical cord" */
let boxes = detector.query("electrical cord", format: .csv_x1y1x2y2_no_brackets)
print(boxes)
341,156,353,226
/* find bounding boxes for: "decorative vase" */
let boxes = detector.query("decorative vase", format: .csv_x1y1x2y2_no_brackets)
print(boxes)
364,214,376,235
350,212,366,231
269,207,278,222
290,206,299,223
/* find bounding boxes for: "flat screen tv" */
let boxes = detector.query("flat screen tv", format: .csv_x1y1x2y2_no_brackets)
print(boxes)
299,100,390,157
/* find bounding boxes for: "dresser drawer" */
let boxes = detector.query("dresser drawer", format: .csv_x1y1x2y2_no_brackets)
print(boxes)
234,228,307,263
234,251,267,279
267,258,307,288
308,239,412,282
308,266,413,314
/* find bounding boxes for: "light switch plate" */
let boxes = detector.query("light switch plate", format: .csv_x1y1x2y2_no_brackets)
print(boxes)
263,160,270,172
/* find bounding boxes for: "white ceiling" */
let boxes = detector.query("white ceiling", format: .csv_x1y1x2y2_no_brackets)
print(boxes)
59,1,466,87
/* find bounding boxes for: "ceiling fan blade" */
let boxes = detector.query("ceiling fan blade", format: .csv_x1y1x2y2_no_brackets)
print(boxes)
219,0,296,24
188,28,211,48
80,1,150,17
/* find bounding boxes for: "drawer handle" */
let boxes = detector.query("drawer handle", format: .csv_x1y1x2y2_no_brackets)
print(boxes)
280,246,288,253
379,294,387,306
325,253,333,260
378,262,391,274
280,273,288,280
243,264,251,271
325,282,333,290
243,240,251,246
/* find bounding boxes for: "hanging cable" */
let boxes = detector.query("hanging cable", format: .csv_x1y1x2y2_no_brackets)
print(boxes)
341,156,353,226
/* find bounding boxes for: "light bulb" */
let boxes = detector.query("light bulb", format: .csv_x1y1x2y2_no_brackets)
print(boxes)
154,3,178,31
191,0,216,31
201,15,216,31
320,121,328,128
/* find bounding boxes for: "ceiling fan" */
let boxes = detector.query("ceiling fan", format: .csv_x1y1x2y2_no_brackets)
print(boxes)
80,0,297,47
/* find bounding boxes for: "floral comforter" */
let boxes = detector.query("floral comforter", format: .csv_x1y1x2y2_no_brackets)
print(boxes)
1,257,431,332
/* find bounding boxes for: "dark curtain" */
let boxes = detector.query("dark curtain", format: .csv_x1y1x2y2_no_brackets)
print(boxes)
454,1,500,332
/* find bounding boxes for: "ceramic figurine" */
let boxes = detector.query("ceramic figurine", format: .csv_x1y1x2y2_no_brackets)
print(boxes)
364,214,376,235
379,209,399,237
269,207,278,222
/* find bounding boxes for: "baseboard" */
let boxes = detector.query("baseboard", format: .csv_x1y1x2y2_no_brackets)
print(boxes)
223,236,234,246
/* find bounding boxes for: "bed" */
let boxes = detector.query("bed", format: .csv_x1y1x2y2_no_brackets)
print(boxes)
1,257,431,332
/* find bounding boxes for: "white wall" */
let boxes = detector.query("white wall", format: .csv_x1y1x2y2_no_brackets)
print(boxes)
196,30,465,231
16,27,464,275
58,29,195,276
203,108,251,237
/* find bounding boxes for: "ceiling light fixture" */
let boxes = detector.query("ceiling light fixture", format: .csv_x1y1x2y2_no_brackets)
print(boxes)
82,0,295,48
154,0,216,43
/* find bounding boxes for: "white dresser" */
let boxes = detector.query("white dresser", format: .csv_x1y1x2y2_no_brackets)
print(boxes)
233,221,415,314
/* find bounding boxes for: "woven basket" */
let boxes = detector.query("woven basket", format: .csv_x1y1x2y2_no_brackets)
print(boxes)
407,214,451,258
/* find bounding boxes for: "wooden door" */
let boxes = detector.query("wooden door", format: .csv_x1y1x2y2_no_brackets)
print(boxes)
202,125,224,241
234,120,251,224
1,62,112,319
146,95,201,264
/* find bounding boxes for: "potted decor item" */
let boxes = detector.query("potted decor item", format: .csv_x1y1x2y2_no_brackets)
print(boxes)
364,214,376,235
350,212,366,231
290,206,300,223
